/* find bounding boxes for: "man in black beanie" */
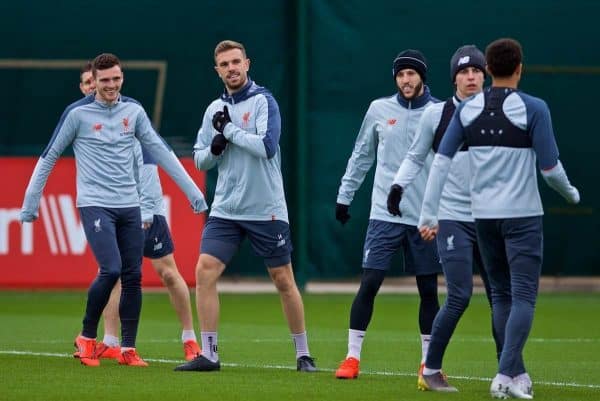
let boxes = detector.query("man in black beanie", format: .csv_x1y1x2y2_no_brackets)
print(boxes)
334,49,441,380
387,44,499,392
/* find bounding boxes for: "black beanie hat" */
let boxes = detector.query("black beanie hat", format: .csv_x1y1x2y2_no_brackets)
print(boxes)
450,45,486,82
392,49,427,82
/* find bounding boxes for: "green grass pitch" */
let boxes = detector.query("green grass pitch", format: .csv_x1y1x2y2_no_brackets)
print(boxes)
1,291,599,400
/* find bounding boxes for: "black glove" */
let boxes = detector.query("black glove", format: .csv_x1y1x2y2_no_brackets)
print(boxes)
335,203,351,225
387,184,404,216
210,134,228,156
212,105,231,133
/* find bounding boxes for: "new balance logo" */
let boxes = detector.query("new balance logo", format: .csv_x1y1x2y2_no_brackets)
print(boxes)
94,218,101,232
458,56,470,65
276,233,286,247
153,242,163,251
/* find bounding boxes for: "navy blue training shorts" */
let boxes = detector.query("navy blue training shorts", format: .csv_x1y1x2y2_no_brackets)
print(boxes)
143,214,174,259
362,219,441,275
200,216,293,268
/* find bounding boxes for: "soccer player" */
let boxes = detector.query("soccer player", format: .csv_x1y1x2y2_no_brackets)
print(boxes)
93,145,202,362
75,61,202,361
20,53,207,367
387,45,500,392
79,61,95,96
419,38,580,399
334,49,441,380
174,40,316,372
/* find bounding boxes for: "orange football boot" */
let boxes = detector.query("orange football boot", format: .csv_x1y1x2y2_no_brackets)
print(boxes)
118,349,149,367
335,357,360,379
183,340,201,361
74,335,100,367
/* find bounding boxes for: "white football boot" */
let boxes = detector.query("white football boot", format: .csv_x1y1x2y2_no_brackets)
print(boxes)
509,373,534,399
490,374,511,399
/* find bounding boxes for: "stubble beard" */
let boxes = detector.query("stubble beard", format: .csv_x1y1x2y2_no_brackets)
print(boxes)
400,81,423,101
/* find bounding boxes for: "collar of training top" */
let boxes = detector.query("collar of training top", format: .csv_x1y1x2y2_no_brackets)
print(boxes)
220,79,255,104
395,85,432,109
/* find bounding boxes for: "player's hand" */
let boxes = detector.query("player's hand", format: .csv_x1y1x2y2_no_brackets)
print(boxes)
142,214,153,229
210,134,228,156
335,203,351,225
419,225,438,241
212,105,231,133
387,184,404,216
19,210,38,223
566,186,580,204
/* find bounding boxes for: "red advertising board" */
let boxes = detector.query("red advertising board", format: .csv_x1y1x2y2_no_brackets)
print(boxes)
0,157,205,288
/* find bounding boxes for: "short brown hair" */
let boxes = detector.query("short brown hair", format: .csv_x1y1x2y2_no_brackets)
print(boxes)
80,61,92,75
92,53,121,76
485,38,523,78
214,40,246,61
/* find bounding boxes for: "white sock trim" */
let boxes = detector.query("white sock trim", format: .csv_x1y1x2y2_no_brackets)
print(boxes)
181,330,197,343
102,334,119,347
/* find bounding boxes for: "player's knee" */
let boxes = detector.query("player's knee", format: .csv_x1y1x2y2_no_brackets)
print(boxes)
274,276,296,294
357,269,385,298
416,273,438,299
269,267,296,293
447,293,471,312
195,254,223,285
120,270,141,288
158,268,176,286
99,268,121,284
